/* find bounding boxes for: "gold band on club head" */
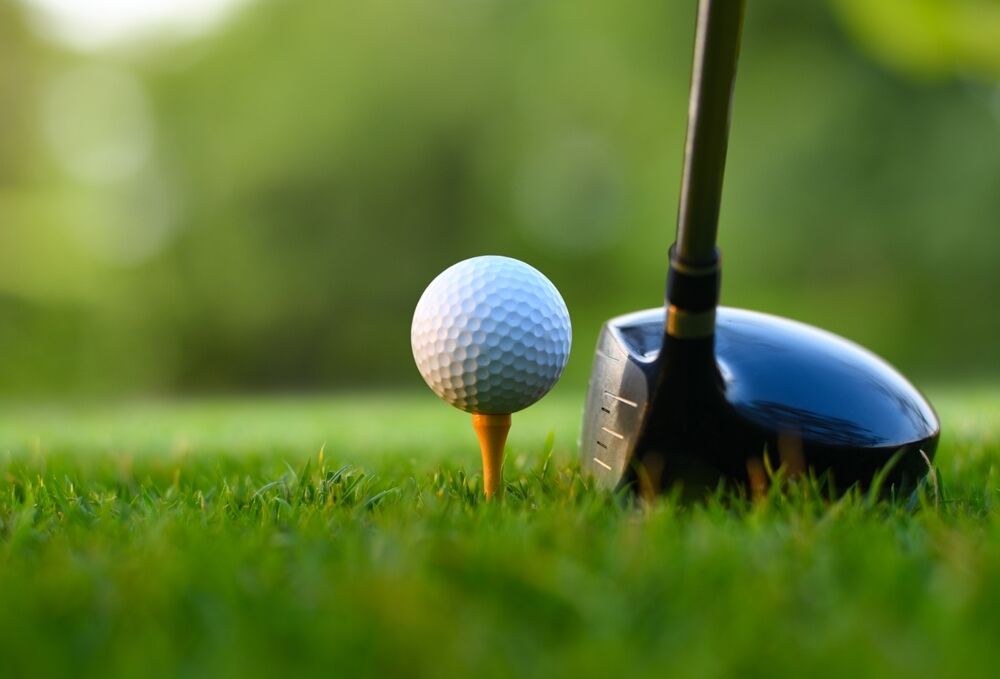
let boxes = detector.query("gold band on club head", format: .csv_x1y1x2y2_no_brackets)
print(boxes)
666,305,716,339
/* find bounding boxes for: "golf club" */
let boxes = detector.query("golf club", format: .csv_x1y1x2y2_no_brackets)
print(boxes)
580,0,940,496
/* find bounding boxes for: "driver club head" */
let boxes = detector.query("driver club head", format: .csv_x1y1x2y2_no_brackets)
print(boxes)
579,0,940,497
581,307,940,495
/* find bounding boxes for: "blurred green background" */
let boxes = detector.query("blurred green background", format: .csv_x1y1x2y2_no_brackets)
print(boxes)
1,0,998,397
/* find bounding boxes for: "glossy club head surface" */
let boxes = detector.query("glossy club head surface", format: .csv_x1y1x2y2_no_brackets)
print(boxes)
581,307,940,494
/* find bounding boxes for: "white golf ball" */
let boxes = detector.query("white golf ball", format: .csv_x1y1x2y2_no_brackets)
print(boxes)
411,256,572,414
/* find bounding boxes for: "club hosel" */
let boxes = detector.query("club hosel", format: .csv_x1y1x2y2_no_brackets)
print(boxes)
665,245,721,340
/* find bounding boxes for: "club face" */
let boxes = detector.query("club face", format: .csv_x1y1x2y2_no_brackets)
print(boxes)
581,307,940,493
580,310,663,483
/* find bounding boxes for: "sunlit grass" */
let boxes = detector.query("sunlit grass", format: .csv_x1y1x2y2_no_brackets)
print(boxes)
0,389,997,678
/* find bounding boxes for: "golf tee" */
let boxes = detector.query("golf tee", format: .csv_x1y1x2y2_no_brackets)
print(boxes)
472,413,511,500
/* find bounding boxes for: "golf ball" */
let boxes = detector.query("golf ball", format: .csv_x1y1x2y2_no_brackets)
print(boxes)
411,256,571,414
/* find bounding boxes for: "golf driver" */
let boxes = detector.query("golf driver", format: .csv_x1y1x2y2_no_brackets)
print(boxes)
581,0,940,496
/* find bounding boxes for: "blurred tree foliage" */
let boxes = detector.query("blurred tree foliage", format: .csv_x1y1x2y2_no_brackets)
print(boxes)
1,0,998,396
831,0,1000,79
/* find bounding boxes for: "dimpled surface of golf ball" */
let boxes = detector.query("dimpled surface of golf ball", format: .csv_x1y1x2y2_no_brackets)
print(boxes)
411,256,571,414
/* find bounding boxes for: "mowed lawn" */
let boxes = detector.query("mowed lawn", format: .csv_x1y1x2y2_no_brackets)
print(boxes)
0,388,998,678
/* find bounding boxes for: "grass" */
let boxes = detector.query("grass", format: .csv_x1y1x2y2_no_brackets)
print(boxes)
0,388,998,678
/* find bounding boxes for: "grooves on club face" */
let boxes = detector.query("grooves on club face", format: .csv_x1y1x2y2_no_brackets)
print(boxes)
581,308,940,496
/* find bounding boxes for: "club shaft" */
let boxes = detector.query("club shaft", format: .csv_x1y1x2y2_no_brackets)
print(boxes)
674,0,746,265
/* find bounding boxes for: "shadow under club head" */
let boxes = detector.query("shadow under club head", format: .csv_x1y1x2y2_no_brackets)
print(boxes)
580,307,940,495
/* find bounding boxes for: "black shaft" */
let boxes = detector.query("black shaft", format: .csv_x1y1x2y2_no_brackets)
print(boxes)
674,0,745,266
636,1,749,491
